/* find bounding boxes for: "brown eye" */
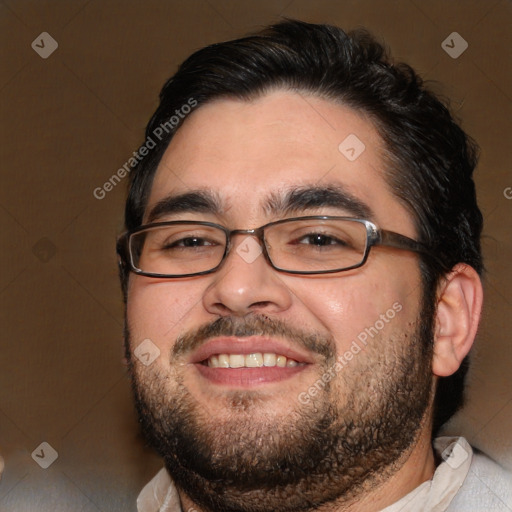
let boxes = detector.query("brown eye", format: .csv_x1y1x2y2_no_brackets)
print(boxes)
164,237,215,249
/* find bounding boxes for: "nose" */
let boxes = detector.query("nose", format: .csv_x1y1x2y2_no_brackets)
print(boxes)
202,234,293,317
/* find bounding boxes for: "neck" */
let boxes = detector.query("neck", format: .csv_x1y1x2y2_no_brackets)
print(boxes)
332,428,436,512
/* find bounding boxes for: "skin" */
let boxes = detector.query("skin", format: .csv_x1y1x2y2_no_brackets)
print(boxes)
126,90,483,511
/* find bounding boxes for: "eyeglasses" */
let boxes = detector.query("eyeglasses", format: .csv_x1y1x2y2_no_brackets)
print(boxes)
116,216,433,278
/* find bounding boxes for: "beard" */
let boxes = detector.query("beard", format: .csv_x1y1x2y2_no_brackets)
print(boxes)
126,307,435,512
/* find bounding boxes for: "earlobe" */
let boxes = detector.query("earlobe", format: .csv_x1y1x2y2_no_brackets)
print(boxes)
432,263,483,377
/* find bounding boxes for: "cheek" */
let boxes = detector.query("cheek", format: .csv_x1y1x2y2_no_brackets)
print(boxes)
288,270,422,350
126,278,206,351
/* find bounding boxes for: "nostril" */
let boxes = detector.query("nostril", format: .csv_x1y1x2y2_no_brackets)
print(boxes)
212,303,234,316
250,301,273,310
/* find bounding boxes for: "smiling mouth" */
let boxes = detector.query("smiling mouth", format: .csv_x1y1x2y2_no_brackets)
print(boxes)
203,352,306,368
189,336,314,387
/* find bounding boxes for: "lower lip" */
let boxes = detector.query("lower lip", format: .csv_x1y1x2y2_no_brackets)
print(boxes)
194,364,309,387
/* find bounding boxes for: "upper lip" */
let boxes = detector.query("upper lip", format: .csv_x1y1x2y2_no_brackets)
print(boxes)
189,336,316,364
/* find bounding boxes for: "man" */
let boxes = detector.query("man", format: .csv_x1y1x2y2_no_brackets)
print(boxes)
117,20,511,512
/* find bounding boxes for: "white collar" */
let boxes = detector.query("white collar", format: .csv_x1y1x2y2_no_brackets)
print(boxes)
381,437,473,512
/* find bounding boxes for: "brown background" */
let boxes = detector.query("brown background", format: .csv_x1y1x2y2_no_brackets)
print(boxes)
0,1,511,510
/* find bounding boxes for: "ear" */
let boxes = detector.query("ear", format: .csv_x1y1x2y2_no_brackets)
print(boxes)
432,263,483,377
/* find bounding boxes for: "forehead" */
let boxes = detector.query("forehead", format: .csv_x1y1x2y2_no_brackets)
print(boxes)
147,91,414,234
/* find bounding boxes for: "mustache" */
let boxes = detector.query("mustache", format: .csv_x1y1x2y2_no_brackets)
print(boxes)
172,315,335,361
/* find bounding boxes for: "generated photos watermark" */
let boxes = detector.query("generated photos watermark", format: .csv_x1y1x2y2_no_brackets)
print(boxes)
31,442,59,469
134,338,161,366
93,97,197,200
298,301,403,404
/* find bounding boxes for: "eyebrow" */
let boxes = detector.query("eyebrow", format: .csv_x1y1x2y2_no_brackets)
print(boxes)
265,185,374,219
146,190,223,223
146,184,374,224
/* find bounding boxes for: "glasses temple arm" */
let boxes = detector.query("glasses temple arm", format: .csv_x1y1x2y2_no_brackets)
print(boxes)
378,229,432,256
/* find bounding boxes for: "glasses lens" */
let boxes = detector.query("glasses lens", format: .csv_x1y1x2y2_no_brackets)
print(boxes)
129,223,227,276
265,218,368,272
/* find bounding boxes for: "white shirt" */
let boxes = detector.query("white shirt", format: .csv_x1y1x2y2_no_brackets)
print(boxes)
137,437,512,512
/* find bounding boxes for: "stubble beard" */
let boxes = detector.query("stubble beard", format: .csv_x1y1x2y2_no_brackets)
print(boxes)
127,311,435,512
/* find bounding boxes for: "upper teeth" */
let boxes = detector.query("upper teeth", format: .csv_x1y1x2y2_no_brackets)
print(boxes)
207,353,301,368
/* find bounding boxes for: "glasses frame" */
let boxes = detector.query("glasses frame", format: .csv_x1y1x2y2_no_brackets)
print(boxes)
116,215,434,278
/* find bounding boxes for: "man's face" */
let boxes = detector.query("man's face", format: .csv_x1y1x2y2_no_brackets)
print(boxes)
126,91,435,511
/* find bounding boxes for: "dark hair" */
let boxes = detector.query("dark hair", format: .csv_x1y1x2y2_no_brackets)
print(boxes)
121,19,483,435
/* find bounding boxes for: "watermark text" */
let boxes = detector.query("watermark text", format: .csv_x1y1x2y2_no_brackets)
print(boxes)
298,301,403,404
93,97,197,200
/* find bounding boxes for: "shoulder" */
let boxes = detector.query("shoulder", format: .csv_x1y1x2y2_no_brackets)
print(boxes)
447,447,512,511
